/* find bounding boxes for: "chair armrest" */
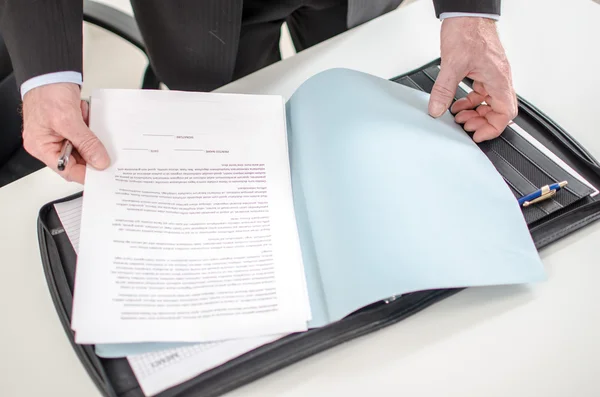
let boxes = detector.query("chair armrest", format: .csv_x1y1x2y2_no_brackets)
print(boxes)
83,0,145,53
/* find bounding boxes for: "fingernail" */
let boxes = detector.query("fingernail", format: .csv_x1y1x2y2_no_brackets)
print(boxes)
429,101,447,118
90,153,110,169
89,153,100,167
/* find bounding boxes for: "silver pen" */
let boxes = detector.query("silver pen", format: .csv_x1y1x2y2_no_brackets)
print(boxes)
57,140,73,171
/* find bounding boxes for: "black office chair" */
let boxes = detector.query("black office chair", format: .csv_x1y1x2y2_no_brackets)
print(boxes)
0,0,159,187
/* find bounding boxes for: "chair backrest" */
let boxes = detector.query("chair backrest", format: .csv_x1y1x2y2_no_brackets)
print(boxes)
0,35,23,166
0,35,13,80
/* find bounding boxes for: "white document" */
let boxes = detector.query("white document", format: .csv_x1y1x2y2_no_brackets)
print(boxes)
128,335,282,396
54,197,83,254
71,89,310,344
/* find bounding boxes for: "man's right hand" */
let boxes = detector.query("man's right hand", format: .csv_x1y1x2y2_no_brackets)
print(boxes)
22,83,110,184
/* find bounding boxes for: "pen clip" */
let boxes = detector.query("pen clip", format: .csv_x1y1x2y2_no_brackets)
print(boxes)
523,189,556,207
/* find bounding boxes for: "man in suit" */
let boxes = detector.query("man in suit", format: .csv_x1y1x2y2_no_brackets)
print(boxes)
0,0,516,184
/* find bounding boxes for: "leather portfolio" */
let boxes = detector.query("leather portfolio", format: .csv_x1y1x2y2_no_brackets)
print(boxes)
37,59,600,397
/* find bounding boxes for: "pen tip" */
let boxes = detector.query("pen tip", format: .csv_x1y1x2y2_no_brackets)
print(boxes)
559,181,568,188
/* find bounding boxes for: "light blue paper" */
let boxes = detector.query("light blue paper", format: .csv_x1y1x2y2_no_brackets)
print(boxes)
96,68,545,357
95,342,196,358
287,68,545,325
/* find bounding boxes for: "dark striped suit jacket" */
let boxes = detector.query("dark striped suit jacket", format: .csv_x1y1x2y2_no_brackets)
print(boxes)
0,0,500,90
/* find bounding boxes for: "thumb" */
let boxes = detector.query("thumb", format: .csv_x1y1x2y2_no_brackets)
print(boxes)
64,118,110,170
429,64,463,118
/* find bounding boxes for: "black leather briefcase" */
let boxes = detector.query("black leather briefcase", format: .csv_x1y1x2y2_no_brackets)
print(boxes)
37,59,600,397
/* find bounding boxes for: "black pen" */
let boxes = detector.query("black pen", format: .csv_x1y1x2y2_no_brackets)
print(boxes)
57,140,73,171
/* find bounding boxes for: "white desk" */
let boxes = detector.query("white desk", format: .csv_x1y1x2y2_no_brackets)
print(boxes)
1,0,599,396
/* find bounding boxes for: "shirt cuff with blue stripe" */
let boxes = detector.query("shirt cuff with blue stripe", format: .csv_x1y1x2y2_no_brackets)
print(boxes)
439,12,500,21
20,71,83,99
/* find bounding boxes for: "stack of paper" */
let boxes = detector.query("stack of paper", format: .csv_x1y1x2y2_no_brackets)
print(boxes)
70,91,312,344
56,196,287,396
57,68,550,396
127,336,282,396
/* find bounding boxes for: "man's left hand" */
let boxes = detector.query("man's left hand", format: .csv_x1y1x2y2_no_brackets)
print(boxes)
428,17,518,143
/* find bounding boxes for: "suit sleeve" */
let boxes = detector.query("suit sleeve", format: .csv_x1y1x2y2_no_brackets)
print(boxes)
0,0,83,88
432,0,501,18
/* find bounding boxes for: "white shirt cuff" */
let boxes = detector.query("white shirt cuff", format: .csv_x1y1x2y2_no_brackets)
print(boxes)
439,12,500,21
20,71,83,99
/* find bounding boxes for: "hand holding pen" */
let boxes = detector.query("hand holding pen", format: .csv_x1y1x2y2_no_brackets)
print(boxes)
21,83,110,184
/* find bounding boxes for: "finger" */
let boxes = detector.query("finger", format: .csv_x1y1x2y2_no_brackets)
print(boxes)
464,116,489,132
476,105,493,117
58,155,86,184
31,140,65,172
472,81,489,96
451,90,487,114
32,141,85,184
80,100,90,125
468,111,511,143
454,110,479,124
429,64,463,118
66,163,86,184
484,111,511,136
451,98,475,114
473,123,506,143
72,150,85,165
484,87,517,120
476,72,518,121
70,151,87,183
61,118,110,170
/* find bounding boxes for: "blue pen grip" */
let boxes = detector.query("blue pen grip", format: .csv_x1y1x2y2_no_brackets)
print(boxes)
518,190,541,206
